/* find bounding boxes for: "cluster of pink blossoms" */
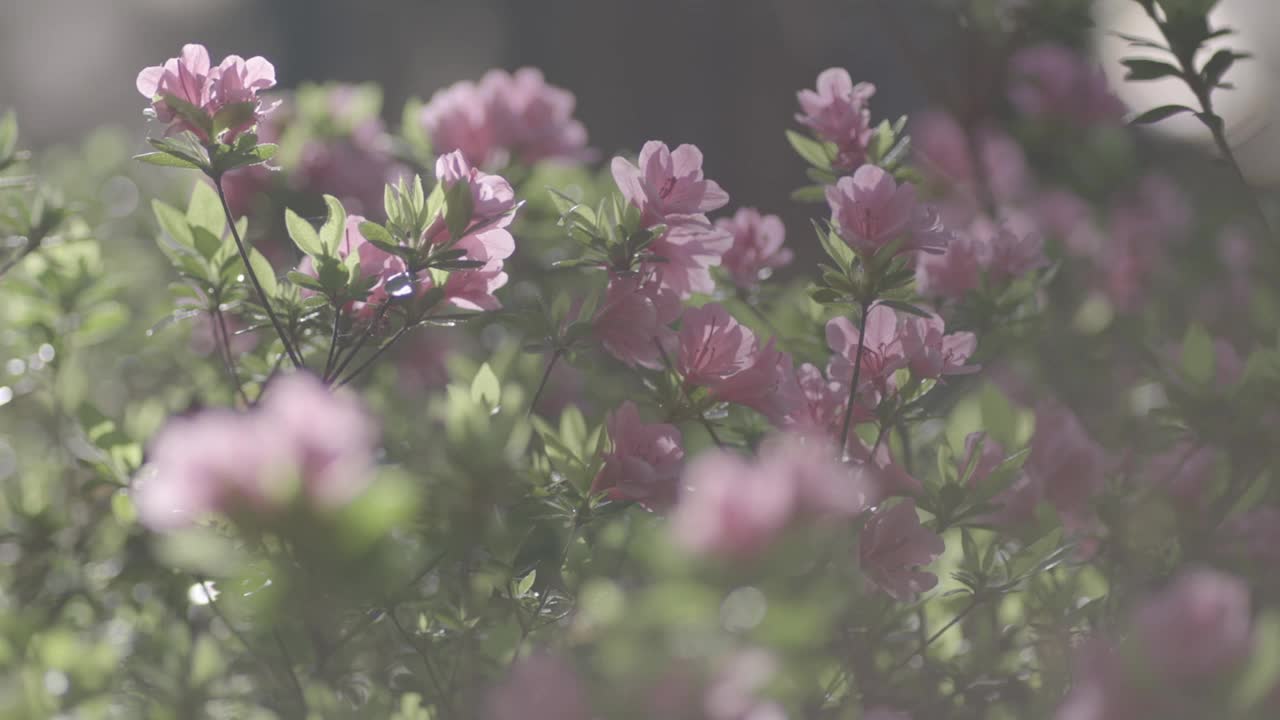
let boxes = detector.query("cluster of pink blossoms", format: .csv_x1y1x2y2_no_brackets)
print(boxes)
298,150,519,315
136,44,279,143
135,374,376,530
795,68,877,172
419,67,591,169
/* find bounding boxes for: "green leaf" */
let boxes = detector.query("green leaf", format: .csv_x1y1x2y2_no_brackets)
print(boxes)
111,490,137,526
790,184,827,203
785,130,834,170
1121,58,1183,81
134,151,202,170
187,181,226,236
515,570,537,598
1181,323,1215,385
0,110,16,164
152,200,194,248
158,92,213,137
191,227,223,261
287,270,325,292
471,363,501,407
318,195,348,254
285,207,324,257
211,102,256,140
1232,610,1280,711
1131,104,1195,124
876,299,932,318
247,248,278,297
813,220,855,272
445,178,474,241
359,221,396,249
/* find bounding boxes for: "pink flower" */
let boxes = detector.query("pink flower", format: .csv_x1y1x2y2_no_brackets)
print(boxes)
759,433,874,516
677,304,757,389
136,44,278,143
297,215,419,321
704,650,788,720
773,362,847,435
716,208,793,289
592,402,685,510
442,261,508,312
419,80,494,169
979,213,1047,281
898,312,979,380
1133,568,1252,679
672,451,795,558
611,141,730,224
484,655,591,720
1220,508,1280,566
795,68,877,172
1140,442,1218,508
826,165,948,259
911,112,1030,211
135,373,376,531
593,274,681,370
706,340,798,421
479,68,591,165
1009,44,1126,127
1026,400,1108,526
960,432,1039,527
645,218,735,299
1055,639,1156,720
916,231,982,299
431,150,518,262
826,305,908,408
858,499,945,600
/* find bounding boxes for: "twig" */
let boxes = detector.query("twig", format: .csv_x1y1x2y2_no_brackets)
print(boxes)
837,301,873,460
211,303,250,406
386,607,454,715
328,302,391,385
272,630,309,716
335,322,413,388
321,306,344,383
889,595,982,674
527,349,563,417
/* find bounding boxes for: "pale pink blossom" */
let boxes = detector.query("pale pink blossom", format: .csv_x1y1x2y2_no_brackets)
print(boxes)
1220,508,1280,566
795,68,877,172
677,304,757,389
672,451,795,558
593,274,681,370
757,433,874,516
136,44,278,143
297,215,420,321
773,362,848,435
419,80,494,169
1026,400,1108,526
706,340,798,420
981,213,1048,280
705,649,789,720
826,165,949,259
716,208,793,288
911,112,1030,211
1055,639,1156,720
442,260,507,311
135,374,376,531
479,68,591,165
859,499,945,600
644,218,735,298
898,312,979,380
1009,44,1126,127
431,150,518,262
826,306,908,407
1133,568,1252,679
611,141,730,224
592,402,685,510
484,655,591,720
916,231,982,299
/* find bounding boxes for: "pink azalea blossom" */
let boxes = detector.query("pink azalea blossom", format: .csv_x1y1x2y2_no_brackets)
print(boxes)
1055,639,1157,720
484,655,591,720
772,362,848,435
858,499,945,600
479,68,591,165
442,260,508,312
916,230,982,299
1141,442,1218,508
716,208,793,289
136,44,278,143
706,340,798,421
297,215,423,321
1219,507,1280,567
672,451,795,558
593,274,681,370
795,68,877,172
826,165,949,259
592,402,685,510
898,312,979,380
135,374,376,531
1009,44,1126,127
419,80,494,169
1026,400,1108,526
644,218,735,299
980,213,1047,281
960,432,1040,527
911,112,1030,212
826,305,908,408
1133,568,1252,679
611,141,730,224
431,150,518,262
677,304,758,389
704,649,788,720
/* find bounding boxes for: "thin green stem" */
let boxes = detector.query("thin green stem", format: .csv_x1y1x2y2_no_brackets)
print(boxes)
213,176,303,369
838,301,873,460
527,349,563,417
335,322,413,388
653,338,725,448
272,630,308,717
321,306,344,384
328,301,391,385
387,606,454,715
211,303,250,406
889,596,981,675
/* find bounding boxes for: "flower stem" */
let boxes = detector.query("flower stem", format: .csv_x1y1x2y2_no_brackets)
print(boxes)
837,301,873,460
528,349,563,417
213,177,303,369
335,322,412,388
653,338,725,448
321,306,344,384
328,302,391,385
889,595,981,674
211,302,249,406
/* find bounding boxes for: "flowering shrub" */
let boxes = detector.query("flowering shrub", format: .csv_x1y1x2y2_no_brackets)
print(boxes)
4,2,1280,718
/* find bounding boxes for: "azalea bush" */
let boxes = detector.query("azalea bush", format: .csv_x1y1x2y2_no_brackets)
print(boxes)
4,1,1280,718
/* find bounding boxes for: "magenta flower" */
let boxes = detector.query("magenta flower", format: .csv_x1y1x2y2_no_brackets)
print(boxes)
826,305,908,408
136,44,278,143
484,655,591,720
135,373,376,531
645,218,735,299
593,274,681,370
716,208,793,289
677,303,758,389
795,68,877,172
479,68,591,166
1133,568,1253,679
826,165,948,259
1009,44,1126,127
858,499,945,600
611,141,730,224
592,402,685,510
898,312,979,379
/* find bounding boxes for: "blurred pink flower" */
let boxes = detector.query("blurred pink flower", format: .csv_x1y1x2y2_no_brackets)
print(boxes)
1133,568,1252,679
592,401,685,510
442,261,508,312
677,303,757,389
419,80,494,169
916,231,982,299
136,44,278,143
1009,44,1126,127
707,339,798,420
484,655,591,720
1141,442,1218,508
911,112,1030,212
1026,400,1108,526
1055,639,1156,720
716,208,793,289
705,649,788,720
826,165,948,259
479,68,592,166
611,141,730,224
795,68,877,172
899,312,979,380
859,499,945,600
1220,507,1280,566
773,362,848,435
593,274,681,370
136,373,376,530
981,213,1047,281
